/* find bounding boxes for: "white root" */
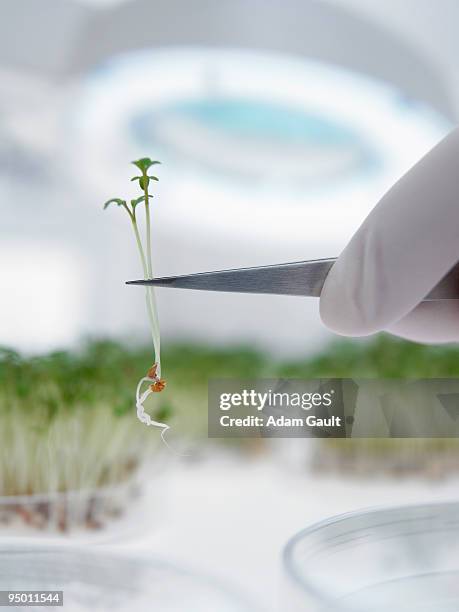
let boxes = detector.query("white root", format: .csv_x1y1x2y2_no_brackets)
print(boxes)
135,377,170,445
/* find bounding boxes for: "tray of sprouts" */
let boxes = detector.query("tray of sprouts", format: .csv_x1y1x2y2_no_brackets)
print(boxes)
277,335,459,479
0,342,169,536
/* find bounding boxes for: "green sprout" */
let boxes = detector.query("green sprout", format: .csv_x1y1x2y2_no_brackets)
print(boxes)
104,158,168,435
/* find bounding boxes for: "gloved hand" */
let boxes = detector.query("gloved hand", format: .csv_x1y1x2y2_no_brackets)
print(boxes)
320,127,459,343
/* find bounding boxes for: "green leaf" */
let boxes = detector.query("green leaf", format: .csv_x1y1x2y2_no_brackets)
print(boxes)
130,196,145,207
139,176,149,190
103,198,126,210
131,158,161,173
131,174,158,189
130,194,152,207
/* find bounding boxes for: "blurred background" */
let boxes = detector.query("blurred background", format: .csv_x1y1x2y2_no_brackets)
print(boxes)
2,1,459,610
1,0,455,354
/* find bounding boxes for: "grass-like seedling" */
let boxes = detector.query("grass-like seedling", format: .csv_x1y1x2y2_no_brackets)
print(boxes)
277,334,459,478
1,334,459,533
104,158,168,436
0,342,164,531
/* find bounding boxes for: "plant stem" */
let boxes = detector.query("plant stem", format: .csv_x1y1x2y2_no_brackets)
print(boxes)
146,288,161,375
143,184,153,280
130,214,148,278
130,207,162,376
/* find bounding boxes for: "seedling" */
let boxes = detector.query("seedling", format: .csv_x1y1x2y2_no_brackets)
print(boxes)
104,158,168,437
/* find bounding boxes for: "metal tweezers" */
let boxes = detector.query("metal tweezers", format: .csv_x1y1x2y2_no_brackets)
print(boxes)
127,258,459,300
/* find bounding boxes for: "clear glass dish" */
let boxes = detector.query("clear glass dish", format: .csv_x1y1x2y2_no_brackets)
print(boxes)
0,482,136,535
0,541,256,611
0,460,168,543
284,501,459,611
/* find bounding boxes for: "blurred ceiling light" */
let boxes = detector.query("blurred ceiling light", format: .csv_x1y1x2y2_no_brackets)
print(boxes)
132,97,376,187
73,48,450,243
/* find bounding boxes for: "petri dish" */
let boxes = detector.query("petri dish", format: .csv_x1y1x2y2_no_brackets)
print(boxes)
0,541,256,611
284,501,459,611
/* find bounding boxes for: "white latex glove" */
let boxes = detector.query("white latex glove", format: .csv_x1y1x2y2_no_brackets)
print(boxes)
320,127,459,343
